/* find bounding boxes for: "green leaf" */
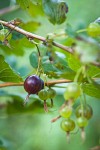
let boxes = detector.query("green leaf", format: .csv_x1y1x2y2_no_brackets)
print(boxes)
20,21,41,32
68,55,81,72
60,71,75,80
42,0,68,24
0,37,34,56
16,0,30,9
0,55,23,82
16,0,44,16
42,61,58,73
7,98,43,114
29,51,38,68
83,83,100,99
28,1,44,17
87,65,100,77
68,55,100,78
0,29,12,42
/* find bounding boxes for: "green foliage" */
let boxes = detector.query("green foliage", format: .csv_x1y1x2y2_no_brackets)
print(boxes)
29,51,38,68
16,0,30,9
0,29,12,42
0,55,23,82
0,0,100,149
42,0,68,24
68,55,81,72
16,0,44,17
20,21,41,32
82,83,100,99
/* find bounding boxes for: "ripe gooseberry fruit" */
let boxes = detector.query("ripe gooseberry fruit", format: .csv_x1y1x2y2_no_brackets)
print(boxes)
47,88,56,107
75,104,93,120
59,105,72,118
64,82,81,101
24,75,44,104
60,118,75,142
77,116,88,140
38,89,49,112
87,22,100,37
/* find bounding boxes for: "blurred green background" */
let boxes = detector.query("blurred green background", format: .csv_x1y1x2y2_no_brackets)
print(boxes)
0,0,100,150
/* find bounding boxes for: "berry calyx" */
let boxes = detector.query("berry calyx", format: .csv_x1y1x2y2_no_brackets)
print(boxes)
64,82,81,100
75,104,93,120
24,75,44,95
59,105,72,118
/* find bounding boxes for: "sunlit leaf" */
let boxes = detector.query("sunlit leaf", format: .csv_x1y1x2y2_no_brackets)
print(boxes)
20,21,41,32
16,0,30,9
0,55,23,82
83,83,100,99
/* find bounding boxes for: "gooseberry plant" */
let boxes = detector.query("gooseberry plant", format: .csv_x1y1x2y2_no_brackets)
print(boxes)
0,0,100,142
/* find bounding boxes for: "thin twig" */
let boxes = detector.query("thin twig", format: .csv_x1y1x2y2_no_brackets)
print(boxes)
0,79,71,88
0,20,73,54
0,20,99,67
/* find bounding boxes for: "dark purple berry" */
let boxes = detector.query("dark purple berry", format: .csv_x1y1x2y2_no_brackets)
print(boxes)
24,75,44,95
40,79,44,90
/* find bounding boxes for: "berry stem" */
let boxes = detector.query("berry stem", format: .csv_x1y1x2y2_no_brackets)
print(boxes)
23,94,30,106
44,100,48,112
50,98,53,107
66,132,70,143
76,29,87,33
81,127,86,142
51,115,61,123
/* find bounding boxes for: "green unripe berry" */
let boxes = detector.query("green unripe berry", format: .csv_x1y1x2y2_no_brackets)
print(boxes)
38,89,49,100
75,104,93,120
64,83,81,100
60,118,75,132
47,88,56,98
87,22,100,37
77,117,88,128
59,106,72,118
